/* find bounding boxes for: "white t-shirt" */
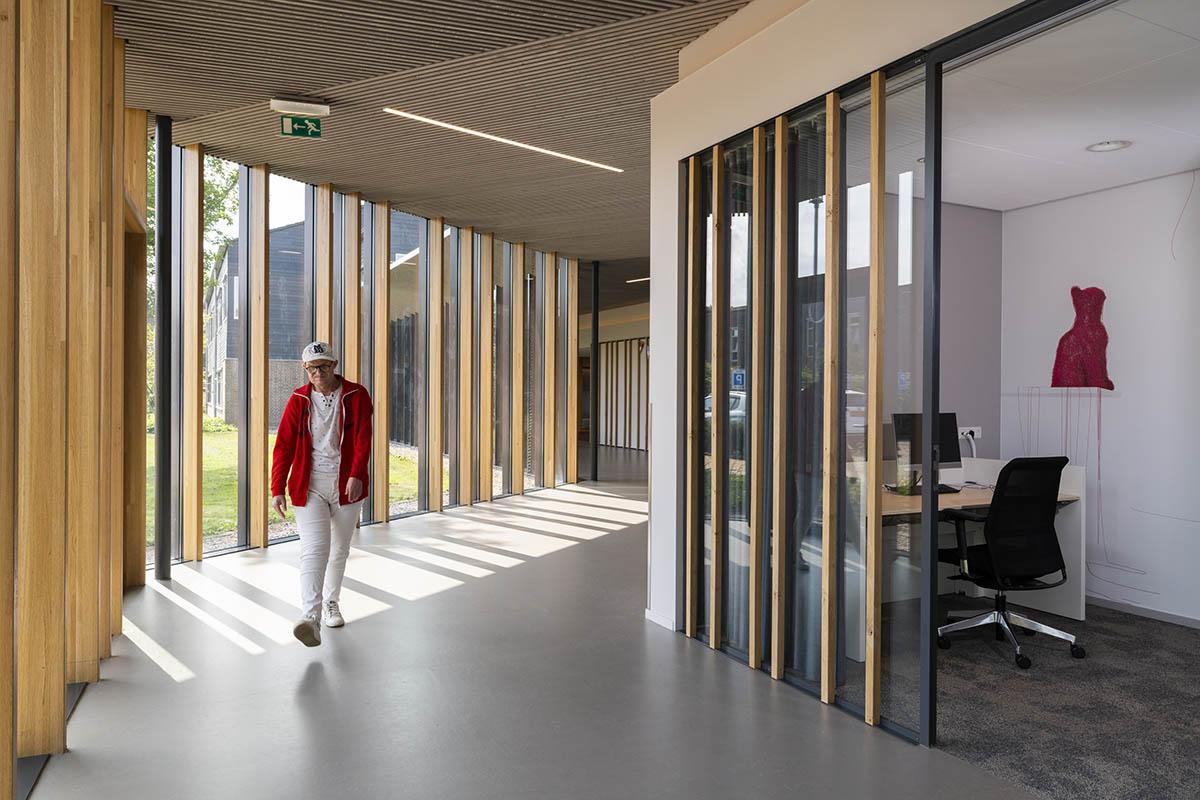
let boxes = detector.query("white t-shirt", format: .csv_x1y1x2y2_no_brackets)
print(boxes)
309,385,343,475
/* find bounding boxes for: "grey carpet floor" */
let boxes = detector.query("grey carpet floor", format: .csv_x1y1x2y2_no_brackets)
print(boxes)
936,597,1200,800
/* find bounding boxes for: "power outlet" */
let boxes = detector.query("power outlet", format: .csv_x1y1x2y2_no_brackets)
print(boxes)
958,426,982,440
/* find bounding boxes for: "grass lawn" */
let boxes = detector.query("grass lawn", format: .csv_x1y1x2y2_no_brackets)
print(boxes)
144,429,426,544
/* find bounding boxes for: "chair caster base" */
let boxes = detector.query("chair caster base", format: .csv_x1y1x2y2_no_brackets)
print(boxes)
937,636,950,650
1016,653,1032,669
1070,644,1086,659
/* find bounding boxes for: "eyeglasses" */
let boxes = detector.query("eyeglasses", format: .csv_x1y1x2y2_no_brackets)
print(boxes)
305,364,334,375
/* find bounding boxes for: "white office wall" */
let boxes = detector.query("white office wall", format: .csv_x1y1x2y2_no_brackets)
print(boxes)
647,0,1020,630
1000,170,1200,624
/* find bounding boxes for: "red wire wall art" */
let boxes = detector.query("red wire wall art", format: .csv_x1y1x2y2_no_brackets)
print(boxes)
1051,286,1115,390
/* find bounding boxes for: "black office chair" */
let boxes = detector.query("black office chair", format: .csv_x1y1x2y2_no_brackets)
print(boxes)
936,456,1086,669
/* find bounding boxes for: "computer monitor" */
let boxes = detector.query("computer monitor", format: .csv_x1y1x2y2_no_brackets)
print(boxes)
891,412,962,477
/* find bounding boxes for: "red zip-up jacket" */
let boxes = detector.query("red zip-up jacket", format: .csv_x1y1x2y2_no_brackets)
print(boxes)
270,377,373,507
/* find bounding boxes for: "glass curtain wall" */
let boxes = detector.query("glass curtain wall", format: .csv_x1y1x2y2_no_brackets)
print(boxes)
145,133,158,566
696,152,714,644
758,130,776,666
493,239,512,496
722,136,754,656
577,261,594,482
442,224,459,507
879,68,926,735
360,199,375,523
555,256,569,485
783,106,827,690
201,155,243,555
267,175,313,542
472,233,483,501
523,248,541,491
388,208,425,518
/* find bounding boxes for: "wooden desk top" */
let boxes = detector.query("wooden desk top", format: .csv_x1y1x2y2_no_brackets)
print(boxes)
881,486,1080,518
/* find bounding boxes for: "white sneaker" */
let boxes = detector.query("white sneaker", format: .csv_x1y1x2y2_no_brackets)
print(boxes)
293,615,322,647
324,599,344,628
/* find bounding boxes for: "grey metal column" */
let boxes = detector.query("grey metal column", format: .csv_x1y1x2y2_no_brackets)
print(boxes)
154,115,173,580
590,260,600,481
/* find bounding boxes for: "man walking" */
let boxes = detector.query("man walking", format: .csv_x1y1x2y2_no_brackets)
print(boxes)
271,341,373,647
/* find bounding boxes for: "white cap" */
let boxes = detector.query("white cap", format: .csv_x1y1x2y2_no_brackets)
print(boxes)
301,341,337,364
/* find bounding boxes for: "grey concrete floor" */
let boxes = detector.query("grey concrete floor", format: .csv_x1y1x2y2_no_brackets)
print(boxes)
35,480,1032,800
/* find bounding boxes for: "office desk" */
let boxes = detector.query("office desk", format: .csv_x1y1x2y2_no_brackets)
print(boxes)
880,458,1087,621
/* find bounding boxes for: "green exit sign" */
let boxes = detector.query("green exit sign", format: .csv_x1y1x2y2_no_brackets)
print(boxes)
280,115,322,138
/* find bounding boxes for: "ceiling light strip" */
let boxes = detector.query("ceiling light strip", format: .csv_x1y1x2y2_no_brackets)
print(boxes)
383,107,623,173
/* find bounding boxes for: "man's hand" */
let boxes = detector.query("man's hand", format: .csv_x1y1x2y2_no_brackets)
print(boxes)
346,477,364,503
272,495,288,519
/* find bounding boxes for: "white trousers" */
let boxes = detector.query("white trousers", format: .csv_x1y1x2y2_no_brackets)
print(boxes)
293,471,362,619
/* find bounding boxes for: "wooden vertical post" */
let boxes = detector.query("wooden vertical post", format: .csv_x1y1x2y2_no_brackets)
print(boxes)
17,0,69,756
543,252,557,486
1,0,18,785
427,217,444,511
747,124,768,669
478,233,495,502
865,71,887,725
710,143,726,650
820,92,843,704
511,243,526,495
66,0,102,685
459,228,474,504
342,192,361,382
685,156,700,639
248,164,269,549
96,3,114,658
181,143,204,562
770,116,789,678
108,34,126,637
122,108,148,588
314,182,334,343
372,203,391,522
566,258,579,483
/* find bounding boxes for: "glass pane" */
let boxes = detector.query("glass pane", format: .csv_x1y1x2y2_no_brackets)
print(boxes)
697,152,714,644
145,133,157,568
722,136,753,655
556,256,569,485
388,209,423,518
759,129,776,668
267,174,311,542
577,262,593,481
472,233,483,502
784,106,826,688
493,239,511,496
837,88,871,710
442,224,459,507
880,69,925,734
523,248,540,491
359,200,374,523
201,155,242,554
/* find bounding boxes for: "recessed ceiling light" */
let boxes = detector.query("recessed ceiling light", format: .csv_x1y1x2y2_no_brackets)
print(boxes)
1086,140,1132,153
383,107,624,173
625,277,650,284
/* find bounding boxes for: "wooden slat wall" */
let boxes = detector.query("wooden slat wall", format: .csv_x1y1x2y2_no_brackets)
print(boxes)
372,202,391,522
478,233,495,502
181,143,203,562
342,192,362,382
108,32,127,638
314,182,334,343
566,257,579,483
685,155,700,639
65,0,102,686
97,3,114,658
865,71,887,725
1,0,17,786
820,91,843,704
510,243,526,495
769,116,788,678
542,252,557,486
17,0,69,757
595,339,651,451
747,124,767,669
122,108,149,587
709,142,726,651
248,164,269,549
459,228,474,504
427,217,445,511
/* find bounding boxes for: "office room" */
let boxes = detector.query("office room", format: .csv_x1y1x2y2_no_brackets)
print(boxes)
892,2,1200,797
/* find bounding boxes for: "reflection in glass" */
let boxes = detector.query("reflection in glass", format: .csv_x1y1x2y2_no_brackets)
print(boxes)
759,129,776,667
697,153,713,643
493,239,512,496
555,257,569,485
267,174,312,542
784,107,826,688
523,248,541,491
198,155,243,554
722,137,753,655
577,262,594,482
442,224,459,507
359,200,375,523
388,209,424,518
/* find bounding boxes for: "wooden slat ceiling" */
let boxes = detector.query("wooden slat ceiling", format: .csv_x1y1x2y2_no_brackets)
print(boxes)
115,0,749,263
